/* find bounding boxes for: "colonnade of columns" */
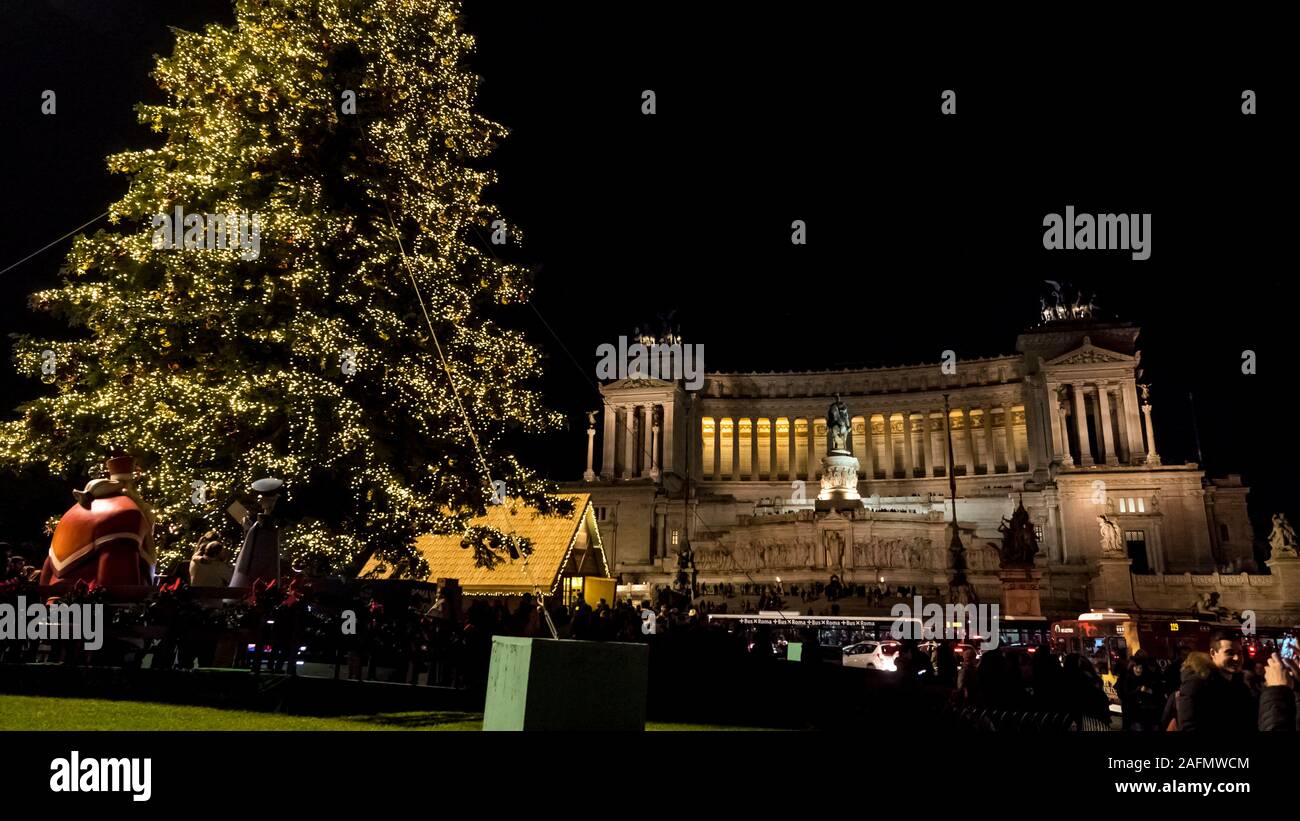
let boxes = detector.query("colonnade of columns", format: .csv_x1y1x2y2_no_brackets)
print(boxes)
597,401,674,480
1046,379,1154,468
696,405,1027,481
586,379,1161,482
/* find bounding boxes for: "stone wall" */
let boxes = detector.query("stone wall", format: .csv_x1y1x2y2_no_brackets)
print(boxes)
1090,556,1300,625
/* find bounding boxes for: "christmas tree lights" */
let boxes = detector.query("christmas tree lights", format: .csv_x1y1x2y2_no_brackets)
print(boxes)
1,0,571,575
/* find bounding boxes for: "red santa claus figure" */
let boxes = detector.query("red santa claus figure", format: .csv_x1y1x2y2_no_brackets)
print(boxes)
41,454,157,589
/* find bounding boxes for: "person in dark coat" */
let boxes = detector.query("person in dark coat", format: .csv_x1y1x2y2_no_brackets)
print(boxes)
1030,645,1065,713
972,648,1025,710
1061,653,1112,722
1119,651,1165,731
955,645,978,704
894,640,932,687
1259,652,1298,731
1177,631,1257,732
1163,652,1211,730
932,641,958,688
1163,647,1187,697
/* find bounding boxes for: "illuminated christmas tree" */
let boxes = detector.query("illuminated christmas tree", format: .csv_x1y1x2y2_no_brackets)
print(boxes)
1,0,570,574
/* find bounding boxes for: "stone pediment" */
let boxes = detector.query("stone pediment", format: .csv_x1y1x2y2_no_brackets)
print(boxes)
1043,336,1136,367
600,377,679,391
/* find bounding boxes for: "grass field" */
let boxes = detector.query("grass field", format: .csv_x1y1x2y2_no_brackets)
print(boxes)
0,695,770,731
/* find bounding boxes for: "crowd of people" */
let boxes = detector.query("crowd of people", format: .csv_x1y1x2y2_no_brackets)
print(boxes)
807,629,1299,732
1112,631,1300,732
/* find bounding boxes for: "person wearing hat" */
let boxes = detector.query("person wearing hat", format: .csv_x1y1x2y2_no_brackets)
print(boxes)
230,477,283,588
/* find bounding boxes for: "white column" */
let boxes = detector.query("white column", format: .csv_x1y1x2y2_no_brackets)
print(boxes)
731,418,741,479
584,418,596,482
751,417,761,480
1022,377,1049,472
650,416,661,480
1096,384,1118,466
661,400,675,473
1072,384,1094,466
1046,383,1070,467
961,406,976,475
808,417,819,479
858,415,874,480
1003,403,1017,472
622,405,636,479
749,418,759,480
767,418,778,480
713,418,722,478
789,418,800,480
902,412,916,479
601,403,617,478
1123,379,1144,465
640,405,653,478
982,407,996,474
920,411,935,477
1055,389,1073,467
1112,389,1133,465
1114,389,1131,463
1141,399,1160,465
882,412,895,478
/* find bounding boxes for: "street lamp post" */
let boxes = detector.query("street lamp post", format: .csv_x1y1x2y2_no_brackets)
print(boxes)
943,394,977,614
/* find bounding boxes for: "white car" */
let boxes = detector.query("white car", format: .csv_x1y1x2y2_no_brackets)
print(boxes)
841,640,899,671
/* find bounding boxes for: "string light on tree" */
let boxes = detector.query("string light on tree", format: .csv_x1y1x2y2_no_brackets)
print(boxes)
0,0,571,574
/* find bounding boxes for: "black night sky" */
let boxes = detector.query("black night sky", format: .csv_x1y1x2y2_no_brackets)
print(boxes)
1,3,1293,549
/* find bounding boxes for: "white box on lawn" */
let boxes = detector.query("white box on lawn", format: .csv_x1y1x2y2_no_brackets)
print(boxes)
483,637,648,731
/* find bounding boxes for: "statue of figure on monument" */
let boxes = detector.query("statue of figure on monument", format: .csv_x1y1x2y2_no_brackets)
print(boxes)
1269,513,1298,558
1097,514,1125,556
1194,591,1236,619
815,395,864,511
796,538,814,567
822,530,846,568
996,500,1040,568
826,394,851,454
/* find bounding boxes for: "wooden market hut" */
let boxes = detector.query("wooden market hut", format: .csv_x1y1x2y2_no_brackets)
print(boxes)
360,493,614,607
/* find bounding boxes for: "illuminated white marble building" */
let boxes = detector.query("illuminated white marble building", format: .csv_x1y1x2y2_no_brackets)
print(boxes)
561,317,1298,622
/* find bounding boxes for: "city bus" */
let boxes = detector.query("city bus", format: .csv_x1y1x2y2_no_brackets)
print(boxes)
996,616,1051,648
706,612,1050,653
705,613,919,659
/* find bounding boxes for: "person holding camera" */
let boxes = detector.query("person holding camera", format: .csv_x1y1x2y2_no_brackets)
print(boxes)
1260,651,1299,731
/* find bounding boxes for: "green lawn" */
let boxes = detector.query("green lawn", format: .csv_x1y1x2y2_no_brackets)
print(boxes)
0,695,773,731
0,695,483,731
